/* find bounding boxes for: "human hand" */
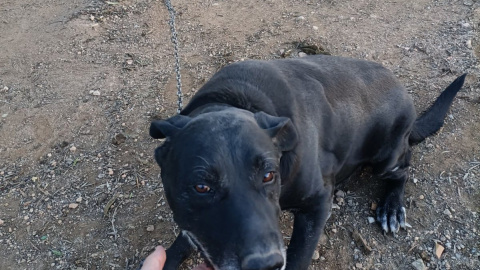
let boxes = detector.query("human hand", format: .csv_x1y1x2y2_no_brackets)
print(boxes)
140,246,212,270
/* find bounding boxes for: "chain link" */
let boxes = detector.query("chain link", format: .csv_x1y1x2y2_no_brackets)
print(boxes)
164,0,183,113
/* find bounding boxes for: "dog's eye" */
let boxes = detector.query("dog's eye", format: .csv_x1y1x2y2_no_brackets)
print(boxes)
194,184,211,193
263,171,275,183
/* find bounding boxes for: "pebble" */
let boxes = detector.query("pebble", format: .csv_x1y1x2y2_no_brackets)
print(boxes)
108,168,114,175
76,197,82,203
412,259,426,270
435,242,445,258
1,114,7,118
312,250,320,260
443,209,452,216
69,145,77,152
463,0,473,6
146,225,154,232
69,203,79,209
355,263,363,268
466,40,472,49
312,26,319,30
90,90,101,96
370,202,377,210
335,190,345,198
367,217,375,224
419,195,424,200
0,219,4,226
298,52,307,57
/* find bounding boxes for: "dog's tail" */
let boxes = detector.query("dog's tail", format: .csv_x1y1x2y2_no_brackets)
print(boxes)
409,74,467,145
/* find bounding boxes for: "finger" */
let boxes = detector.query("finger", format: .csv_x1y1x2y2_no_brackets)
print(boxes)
141,246,166,270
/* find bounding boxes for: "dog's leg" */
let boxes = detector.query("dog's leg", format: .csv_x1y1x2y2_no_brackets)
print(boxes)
285,189,332,270
375,149,411,234
164,232,195,270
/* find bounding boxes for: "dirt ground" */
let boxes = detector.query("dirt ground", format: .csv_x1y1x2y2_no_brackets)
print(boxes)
0,0,479,269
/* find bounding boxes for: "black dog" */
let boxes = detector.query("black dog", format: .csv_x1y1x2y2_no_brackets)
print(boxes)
150,55,466,270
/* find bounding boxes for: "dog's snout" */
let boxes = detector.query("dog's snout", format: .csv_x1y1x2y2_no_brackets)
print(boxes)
241,252,284,270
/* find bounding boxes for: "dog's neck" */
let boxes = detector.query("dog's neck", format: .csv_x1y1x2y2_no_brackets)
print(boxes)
180,84,277,117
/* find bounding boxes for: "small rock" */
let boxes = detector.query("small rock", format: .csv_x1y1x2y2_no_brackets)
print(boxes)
69,145,77,152
0,219,4,226
146,225,154,232
419,195,424,200
298,52,307,57
297,16,305,20
90,90,101,96
335,197,344,204
312,250,320,260
420,250,430,261
112,133,126,145
108,168,114,175
76,197,82,203
335,190,345,198
443,209,452,216
435,242,445,258
466,40,472,49
412,259,426,270
1,114,7,118
312,26,319,30
371,202,377,211
69,203,79,209
463,0,473,6
355,263,363,268
367,217,375,224
413,178,418,183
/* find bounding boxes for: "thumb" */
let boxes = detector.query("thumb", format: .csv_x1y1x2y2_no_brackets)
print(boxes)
141,246,166,270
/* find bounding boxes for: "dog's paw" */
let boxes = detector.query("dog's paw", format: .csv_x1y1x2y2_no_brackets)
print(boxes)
376,194,407,234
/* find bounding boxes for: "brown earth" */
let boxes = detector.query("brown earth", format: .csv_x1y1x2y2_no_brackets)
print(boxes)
0,0,479,269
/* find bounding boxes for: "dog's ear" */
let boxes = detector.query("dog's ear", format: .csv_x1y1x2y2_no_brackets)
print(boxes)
150,115,191,139
254,112,298,151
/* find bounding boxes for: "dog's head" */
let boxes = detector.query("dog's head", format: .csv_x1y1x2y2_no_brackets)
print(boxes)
150,108,298,270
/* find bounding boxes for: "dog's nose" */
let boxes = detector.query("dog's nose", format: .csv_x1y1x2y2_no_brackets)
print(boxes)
241,252,284,270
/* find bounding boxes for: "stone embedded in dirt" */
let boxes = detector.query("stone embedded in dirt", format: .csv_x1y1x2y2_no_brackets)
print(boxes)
419,195,425,200
312,250,320,260
466,40,472,49
69,203,79,209
335,190,345,198
435,242,445,258
112,133,126,145
69,145,77,152
420,250,430,262
443,209,452,216
108,168,114,175
335,197,344,205
412,259,426,270
299,52,307,57
146,225,154,232
463,0,473,6
0,219,4,226
370,202,377,211
89,90,101,96
355,263,363,268
76,197,82,203
367,217,375,224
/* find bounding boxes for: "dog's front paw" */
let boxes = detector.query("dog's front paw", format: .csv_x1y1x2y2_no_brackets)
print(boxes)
376,194,407,234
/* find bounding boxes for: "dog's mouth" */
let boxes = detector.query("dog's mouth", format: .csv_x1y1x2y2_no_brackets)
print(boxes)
183,230,286,270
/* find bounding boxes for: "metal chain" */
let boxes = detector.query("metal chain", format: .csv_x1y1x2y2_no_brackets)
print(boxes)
164,0,183,113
